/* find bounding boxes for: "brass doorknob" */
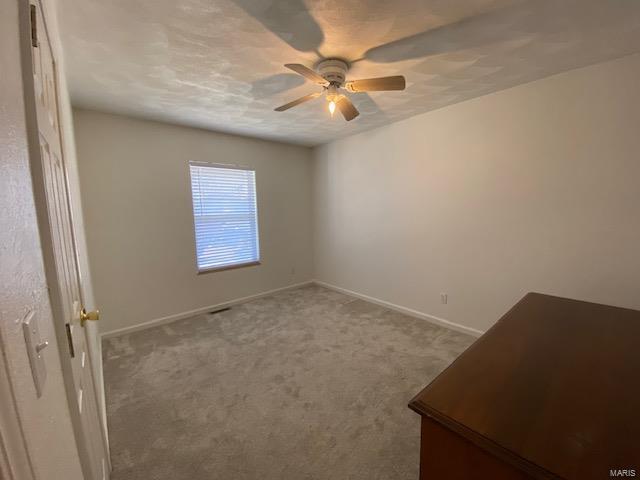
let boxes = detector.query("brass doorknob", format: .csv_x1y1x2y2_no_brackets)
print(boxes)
80,308,100,326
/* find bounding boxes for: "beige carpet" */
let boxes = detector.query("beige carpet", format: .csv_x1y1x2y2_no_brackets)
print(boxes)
103,285,475,479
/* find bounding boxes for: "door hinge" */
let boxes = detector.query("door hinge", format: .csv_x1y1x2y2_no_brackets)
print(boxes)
30,4,38,48
65,322,75,358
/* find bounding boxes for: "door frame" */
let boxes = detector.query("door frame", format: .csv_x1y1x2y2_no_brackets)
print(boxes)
16,0,110,478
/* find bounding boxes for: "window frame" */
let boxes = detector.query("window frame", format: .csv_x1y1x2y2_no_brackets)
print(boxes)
188,161,261,275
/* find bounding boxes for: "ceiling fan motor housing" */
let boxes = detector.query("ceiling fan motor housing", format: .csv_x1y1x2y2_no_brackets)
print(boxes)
317,59,349,86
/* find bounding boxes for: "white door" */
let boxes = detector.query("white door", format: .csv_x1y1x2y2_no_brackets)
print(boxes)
29,2,109,479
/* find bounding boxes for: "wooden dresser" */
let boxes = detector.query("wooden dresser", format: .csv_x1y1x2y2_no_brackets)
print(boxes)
409,293,640,479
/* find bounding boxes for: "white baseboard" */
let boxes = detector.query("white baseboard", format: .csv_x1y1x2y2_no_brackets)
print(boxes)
312,280,485,338
100,280,315,339
101,278,484,340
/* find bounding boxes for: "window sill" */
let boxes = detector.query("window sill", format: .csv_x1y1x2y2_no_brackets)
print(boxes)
197,261,261,275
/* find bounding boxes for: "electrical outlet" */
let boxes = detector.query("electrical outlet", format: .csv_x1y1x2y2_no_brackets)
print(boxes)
441,293,448,305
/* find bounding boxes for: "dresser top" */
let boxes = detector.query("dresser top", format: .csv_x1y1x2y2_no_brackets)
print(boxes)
409,293,640,479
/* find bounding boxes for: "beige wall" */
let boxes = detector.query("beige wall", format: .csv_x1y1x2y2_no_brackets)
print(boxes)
73,110,314,334
75,54,640,336
313,53,640,333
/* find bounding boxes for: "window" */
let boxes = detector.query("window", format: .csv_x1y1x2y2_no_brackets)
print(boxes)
189,162,260,272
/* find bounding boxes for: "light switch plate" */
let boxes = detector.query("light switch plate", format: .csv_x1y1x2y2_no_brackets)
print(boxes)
22,310,47,397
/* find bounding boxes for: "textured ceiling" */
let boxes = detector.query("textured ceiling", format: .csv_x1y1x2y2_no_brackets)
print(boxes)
57,0,640,146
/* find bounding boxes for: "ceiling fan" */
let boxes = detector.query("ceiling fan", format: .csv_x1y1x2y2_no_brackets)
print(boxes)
274,59,406,121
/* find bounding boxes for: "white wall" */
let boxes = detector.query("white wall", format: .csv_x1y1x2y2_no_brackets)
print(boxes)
0,0,84,478
313,53,640,333
73,110,314,334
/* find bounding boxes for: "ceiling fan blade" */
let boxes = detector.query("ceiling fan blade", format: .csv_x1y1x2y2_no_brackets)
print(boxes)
274,92,322,111
336,96,359,121
345,76,406,92
285,64,327,84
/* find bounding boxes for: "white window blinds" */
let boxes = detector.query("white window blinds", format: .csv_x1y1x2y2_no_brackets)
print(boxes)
189,162,260,272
